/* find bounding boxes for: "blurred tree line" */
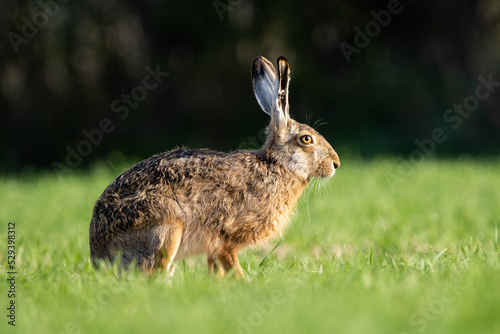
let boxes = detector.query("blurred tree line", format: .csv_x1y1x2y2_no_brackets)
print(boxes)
1,0,499,173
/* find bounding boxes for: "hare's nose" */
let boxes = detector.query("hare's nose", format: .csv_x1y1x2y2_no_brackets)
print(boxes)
331,150,340,169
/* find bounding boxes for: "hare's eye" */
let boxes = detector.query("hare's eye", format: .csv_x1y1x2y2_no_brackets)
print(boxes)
300,135,313,145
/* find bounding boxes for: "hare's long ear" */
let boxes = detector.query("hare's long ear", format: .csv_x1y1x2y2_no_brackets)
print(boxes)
252,56,289,133
277,56,290,118
252,56,278,116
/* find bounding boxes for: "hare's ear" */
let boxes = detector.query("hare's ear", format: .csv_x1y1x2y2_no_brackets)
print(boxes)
252,56,278,116
277,56,290,118
252,56,289,133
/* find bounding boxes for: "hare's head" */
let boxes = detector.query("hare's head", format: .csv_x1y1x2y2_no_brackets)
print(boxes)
252,56,340,180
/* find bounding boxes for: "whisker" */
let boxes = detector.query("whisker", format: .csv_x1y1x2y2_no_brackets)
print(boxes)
334,146,349,152
306,111,314,124
321,178,328,199
315,179,321,203
306,177,315,224
318,179,325,200
316,178,326,202
315,121,330,129
311,177,321,212
311,177,318,203
313,118,323,128
318,183,322,201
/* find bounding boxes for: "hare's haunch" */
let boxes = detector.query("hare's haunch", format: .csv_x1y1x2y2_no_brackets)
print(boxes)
89,56,340,279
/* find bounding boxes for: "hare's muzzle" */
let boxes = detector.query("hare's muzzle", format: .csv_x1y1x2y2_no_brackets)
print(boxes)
326,149,340,177
330,146,340,169
316,148,340,178
332,151,340,170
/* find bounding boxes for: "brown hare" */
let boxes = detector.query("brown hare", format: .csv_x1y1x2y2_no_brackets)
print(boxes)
89,56,340,279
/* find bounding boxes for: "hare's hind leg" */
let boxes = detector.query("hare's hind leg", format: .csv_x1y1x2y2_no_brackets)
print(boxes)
113,220,183,274
155,219,184,276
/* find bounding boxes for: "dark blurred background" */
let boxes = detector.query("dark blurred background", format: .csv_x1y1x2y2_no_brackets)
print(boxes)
1,0,499,174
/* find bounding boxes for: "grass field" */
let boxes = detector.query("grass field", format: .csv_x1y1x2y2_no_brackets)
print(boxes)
1,158,500,334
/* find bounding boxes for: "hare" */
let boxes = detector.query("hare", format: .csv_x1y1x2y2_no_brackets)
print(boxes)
89,56,340,279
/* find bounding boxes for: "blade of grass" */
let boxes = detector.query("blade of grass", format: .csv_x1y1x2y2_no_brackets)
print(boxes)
259,240,282,267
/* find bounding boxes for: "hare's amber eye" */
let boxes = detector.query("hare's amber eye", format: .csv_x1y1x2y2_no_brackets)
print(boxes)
300,135,313,145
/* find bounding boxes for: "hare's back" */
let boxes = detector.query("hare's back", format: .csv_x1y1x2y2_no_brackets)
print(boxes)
91,149,259,230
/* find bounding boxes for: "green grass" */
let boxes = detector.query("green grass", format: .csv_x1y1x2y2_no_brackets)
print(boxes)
1,158,500,334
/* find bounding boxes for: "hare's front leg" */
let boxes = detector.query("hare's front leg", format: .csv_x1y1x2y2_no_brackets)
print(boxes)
207,255,225,277
216,246,245,280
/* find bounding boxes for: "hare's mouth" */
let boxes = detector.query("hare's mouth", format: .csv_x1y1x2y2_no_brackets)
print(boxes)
315,160,336,178
322,169,336,178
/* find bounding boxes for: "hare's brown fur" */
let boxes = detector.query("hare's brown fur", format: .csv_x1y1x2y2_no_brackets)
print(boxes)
90,148,308,273
89,56,340,279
